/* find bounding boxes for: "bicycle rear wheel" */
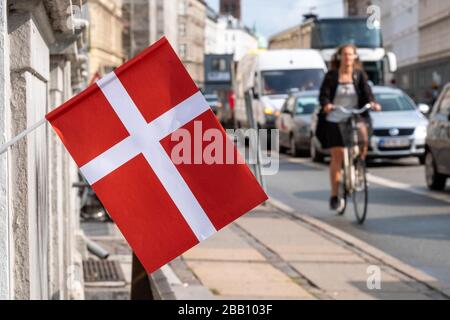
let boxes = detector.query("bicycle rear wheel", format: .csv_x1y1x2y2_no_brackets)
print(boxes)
352,158,368,224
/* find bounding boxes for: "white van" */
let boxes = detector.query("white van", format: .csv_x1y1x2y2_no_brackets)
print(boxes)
234,49,327,129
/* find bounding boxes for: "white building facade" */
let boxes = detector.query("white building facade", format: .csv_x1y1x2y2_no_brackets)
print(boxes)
205,5,219,55
373,0,450,103
215,15,258,61
0,0,88,299
374,0,420,68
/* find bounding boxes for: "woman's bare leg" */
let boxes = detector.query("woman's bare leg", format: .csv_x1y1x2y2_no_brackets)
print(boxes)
330,147,345,197
358,121,369,160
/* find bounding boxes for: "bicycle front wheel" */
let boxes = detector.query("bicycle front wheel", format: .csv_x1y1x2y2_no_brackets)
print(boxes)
352,159,368,224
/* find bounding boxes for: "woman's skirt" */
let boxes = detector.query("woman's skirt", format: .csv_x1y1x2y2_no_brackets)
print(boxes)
318,115,372,149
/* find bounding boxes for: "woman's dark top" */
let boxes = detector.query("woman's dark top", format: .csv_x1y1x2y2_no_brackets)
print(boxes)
316,69,375,148
319,69,375,119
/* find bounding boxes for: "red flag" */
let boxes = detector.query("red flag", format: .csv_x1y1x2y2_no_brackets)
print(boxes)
46,37,267,274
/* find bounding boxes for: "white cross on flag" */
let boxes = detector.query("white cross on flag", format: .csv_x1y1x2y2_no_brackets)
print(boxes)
46,37,268,273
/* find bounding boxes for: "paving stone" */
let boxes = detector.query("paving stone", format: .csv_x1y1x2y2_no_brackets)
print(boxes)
186,261,315,299
236,217,353,257
184,226,266,262
291,262,420,295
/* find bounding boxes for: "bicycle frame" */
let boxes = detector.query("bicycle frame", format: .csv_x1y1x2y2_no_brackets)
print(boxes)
335,104,372,223
343,115,361,194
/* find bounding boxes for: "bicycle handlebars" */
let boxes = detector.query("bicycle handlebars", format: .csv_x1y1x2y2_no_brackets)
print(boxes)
334,104,372,115
335,103,372,115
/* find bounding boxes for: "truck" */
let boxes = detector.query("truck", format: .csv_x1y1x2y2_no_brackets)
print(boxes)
234,49,327,130
269,17,397,86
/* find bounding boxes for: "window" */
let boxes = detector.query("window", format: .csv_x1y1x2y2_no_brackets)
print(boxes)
374,93,416,112
179,23,186,37
179,44,187,59
311,18,382,49
211,58,227,72
261,69,325,95
401,73,410,90
178,0,187,15
296,96,319,115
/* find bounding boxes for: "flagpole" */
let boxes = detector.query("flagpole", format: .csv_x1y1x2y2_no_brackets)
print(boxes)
0,118,47,155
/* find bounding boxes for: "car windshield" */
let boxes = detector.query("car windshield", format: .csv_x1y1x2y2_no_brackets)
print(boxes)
312,19,382,49
375,93,417,112
205,95,218,102
296,96,318,115
261,69,325,95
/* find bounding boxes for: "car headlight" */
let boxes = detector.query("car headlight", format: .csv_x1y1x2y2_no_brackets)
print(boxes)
415,125,427,139
264,107,274,115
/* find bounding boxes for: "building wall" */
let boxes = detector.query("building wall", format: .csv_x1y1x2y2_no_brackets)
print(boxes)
0,0,10,300
220,0,241,20
419,0,450,63
215,16,258,61
149,0,178,50
268,25,302,50
161,0,178,48
344,0,372,16
0,0,87,300
178,0,206,87
88,0,124,78
123,0,178,59
123,0,207,86
268,21,313,51
9,6,52,300
205,6,218,54
123,0,151,59
372,0,419,69
371,0,450,103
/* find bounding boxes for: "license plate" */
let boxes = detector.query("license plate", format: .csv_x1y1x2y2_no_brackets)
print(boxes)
379,138,410,148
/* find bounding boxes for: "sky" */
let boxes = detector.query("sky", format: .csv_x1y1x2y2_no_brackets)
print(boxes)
206,0,344,39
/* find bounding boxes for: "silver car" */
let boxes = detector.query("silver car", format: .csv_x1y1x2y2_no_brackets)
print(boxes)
276,91,319,157
311,86,429,163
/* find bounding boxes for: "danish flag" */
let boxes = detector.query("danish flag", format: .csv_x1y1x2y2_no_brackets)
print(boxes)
46,37,267,273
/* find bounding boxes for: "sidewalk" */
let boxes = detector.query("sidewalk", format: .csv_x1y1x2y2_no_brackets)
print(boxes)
81,221,132,300
159,202,449,300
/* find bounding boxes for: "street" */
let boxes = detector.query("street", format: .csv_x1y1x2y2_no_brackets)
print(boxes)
267,154,450,289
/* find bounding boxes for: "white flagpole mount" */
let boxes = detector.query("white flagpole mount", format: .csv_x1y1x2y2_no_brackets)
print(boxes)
0,118,47,155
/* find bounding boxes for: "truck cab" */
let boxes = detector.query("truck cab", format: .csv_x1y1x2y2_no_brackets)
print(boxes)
309,17,397,85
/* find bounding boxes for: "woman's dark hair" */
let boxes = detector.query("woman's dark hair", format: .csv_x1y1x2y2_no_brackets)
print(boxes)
330,44,364,71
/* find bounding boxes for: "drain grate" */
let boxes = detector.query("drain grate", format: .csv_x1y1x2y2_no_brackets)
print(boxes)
83,259,125,283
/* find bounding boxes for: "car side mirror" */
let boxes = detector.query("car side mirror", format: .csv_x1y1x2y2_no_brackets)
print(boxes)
418,103,430,115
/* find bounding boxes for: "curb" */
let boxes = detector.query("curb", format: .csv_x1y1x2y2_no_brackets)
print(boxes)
150,265,215,300
268,197,450,299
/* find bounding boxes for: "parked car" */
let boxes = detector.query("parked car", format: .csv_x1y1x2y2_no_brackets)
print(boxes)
276,90,319,156
425,83,450,190
310,86,429,163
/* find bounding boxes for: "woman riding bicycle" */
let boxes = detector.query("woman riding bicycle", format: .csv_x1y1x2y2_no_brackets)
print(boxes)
318,44,381,211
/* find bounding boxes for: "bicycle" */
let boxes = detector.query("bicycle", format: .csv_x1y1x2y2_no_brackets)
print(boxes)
331,104,372,224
